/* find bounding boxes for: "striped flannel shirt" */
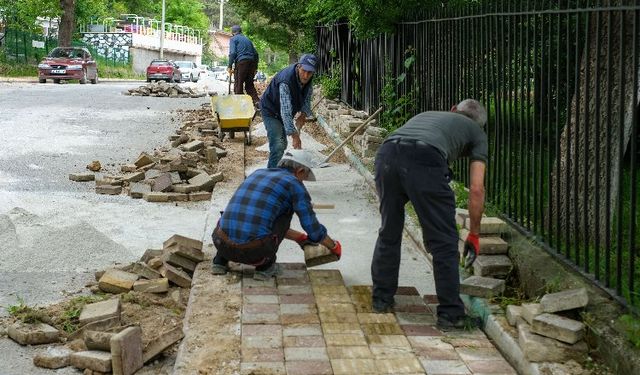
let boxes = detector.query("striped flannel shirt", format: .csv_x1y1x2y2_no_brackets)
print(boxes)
218,168,327,243
279,82,313,136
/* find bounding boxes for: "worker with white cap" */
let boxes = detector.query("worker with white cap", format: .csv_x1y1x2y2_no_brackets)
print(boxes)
211,150,342,280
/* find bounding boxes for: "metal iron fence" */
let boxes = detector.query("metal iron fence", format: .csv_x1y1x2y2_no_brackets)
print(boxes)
316,0,640,310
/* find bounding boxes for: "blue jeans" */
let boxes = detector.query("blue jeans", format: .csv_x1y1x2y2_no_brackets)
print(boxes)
263,114,287,168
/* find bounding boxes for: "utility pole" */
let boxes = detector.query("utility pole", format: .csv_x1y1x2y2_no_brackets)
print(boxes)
219,0,224,30
160,0,165,58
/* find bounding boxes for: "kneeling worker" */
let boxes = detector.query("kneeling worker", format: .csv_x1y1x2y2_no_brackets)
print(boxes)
211,150,342,280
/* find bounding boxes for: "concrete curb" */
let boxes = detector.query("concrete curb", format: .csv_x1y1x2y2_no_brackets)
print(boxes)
316,113,534,374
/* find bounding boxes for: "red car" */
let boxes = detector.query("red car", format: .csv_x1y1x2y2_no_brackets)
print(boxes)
38,47,98,84
146,60,182,83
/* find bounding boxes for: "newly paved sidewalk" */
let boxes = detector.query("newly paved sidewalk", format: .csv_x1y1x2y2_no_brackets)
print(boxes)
239,264,516,375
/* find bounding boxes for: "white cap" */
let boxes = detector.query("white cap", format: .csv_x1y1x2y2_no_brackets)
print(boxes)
278,150,317,181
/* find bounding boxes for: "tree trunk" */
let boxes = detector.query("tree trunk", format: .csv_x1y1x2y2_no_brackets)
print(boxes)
58,0,75,47
551,9,638,246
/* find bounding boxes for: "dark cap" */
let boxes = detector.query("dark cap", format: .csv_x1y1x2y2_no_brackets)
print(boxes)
231,25,242,34
298,54,317,73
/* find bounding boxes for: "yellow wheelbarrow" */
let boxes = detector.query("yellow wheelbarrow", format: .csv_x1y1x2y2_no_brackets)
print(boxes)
211,93,256,145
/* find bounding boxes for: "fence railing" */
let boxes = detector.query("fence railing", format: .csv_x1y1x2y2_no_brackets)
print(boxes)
316,0,640,310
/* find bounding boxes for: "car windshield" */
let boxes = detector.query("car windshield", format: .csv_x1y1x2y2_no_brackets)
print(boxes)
175,62,191,68
49,48,84,59
151,61,171,66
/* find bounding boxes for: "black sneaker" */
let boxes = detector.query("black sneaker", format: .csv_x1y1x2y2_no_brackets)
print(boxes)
372,298,395,314
436,313,481,331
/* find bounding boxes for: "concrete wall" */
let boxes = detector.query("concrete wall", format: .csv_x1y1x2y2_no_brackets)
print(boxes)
130,48,201,74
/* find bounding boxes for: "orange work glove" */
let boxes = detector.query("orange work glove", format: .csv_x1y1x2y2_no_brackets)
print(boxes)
463,233,480,269
331,241,342,260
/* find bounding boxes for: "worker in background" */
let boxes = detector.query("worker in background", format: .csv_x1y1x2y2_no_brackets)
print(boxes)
228,25,260,107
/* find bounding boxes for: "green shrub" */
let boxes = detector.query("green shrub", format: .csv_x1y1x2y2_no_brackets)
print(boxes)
317,64,341,100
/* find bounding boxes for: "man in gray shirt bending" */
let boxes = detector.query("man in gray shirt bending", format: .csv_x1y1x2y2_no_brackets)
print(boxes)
371,99,488,330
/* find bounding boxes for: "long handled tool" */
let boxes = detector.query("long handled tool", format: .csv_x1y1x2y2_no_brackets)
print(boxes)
321,106,383,164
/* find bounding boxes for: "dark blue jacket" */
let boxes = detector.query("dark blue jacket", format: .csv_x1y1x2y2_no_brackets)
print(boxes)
228,34,258,67
260,64,312,120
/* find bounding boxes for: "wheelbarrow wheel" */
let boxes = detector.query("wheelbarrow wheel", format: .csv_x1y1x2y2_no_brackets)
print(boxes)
230,132,235,139
218,129,225,142
244,131,252,145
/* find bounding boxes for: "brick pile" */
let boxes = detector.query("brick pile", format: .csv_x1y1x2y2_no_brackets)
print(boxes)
70,106,226,203
123,81,209,98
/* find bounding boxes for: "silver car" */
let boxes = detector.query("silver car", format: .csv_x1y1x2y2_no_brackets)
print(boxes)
174,60,199,82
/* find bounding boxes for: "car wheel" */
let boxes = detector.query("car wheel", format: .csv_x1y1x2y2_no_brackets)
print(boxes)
90,72,98,84
175,76,181,83
39,78,46,83
53,79,61,84
79,70,87,84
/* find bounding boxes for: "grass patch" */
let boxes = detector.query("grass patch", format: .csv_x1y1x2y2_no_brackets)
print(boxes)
615,314,640,349
54,295,108,334
7,297,48,324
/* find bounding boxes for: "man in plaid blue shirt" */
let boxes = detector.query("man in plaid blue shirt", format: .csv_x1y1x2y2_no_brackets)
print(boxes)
211,150,341,280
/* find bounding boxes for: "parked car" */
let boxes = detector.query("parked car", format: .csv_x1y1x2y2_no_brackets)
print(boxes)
174,60,199,82
37,47,98,84
254,71,266,83
216,70,234,83
146,60,182,83
198,64,210,79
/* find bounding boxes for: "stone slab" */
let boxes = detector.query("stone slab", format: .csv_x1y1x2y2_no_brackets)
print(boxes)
95,185,122,195
84,330,114,351
69,172,95,182
164,252,197,273
162,263,193,288
8,322,59,345
143,326,184,363
79,298,121,325
111,326,144,375
131,262,162,280
133,278,169,293
129,182,151,198
518,324,588,362
165,243,204,262
540,288,589,313
473,255,512,278
163,234,203,251
521,303,543,325
69,350,112,373
33,345,73,369
531,313,585,344
143,192,170,202
506,305,524,327
98,269,139,294
460,275,505,298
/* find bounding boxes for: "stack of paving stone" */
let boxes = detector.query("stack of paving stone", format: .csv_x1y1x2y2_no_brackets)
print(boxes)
505,288,589,364
70,107,225,203
95,234,204,293
124,81,208,98
457,210,512,299
24,296,184,374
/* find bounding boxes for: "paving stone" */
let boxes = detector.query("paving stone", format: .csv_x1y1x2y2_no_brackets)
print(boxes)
96,185,122,195
284,347,329,361
315,294,352,304
161,263,192,288
133,278,169,293
172,184,199,193
243,294,279,304
240,362,286,375
79,298,121,325
401,324,443,336
473,255,512,278
395,312,436,325
243,304,279,314
518,323,588,362
242,334,282,349
455,346,504,361
276,277,311,286
321,323,363,335
280,313,320,325
243,286,278,295
312,285,349,295
531,313,585,344
69,172,95,182
278,285,312,294
243,277,276,288
422,295,439,304
181,140,204,151
466,359,517,374
396,286,420,295
506,305,524,327
361,323,404,336
278,269,308,279
285,360,332,375
69,351,112,373
143,192,169,202
309,277,344,286
163,252,197,273
459,228,509,254
324,333,368,346
540,287,589,313
188,173,216,192
130,262,162,280
464,216,509,234
243,324,282,337
142,326,184,363
327,345,373,359
348,285,372,295
366,335,411,348
33,345,73,369
280,263,307,270
279,294,315,304
163,234,203,251
375,357,424,374
319,312,359,324
189,191,212,201
393,295,426,307
369,345,415,359
111,326,143,375
84,330,114,351
460,275,506,298
357,313,396,324
166,244,205,262
243,313,280,324
140,249,163,263
419,358,471,374
280,304,317,315
317,303,355,313
445,337,495,348
242,348,284,362
521,303,543,324
8,322,59,345
393,304,430,313
283,324,322,337
134,153,154,168
331,358,377,374
283,335,325,347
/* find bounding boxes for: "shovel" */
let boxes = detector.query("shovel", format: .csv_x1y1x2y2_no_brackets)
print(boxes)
318,106,383,167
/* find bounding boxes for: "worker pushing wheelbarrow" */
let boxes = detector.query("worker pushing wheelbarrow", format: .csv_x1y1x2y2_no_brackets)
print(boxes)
210,74,256,145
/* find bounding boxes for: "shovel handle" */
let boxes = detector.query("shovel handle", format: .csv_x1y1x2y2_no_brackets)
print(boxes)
322,106,383,164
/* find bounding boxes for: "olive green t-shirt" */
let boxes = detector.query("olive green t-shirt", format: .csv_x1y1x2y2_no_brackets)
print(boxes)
388,111,488,164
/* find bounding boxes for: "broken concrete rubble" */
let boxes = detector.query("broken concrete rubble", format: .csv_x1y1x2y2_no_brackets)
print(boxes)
124,81,208,98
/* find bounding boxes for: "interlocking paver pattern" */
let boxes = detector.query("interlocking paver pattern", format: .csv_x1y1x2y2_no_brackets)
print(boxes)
239,263,516,374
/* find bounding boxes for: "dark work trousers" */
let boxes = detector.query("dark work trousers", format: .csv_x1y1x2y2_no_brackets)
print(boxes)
233,59,260,105
212,212,293,271
371,138,464,319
